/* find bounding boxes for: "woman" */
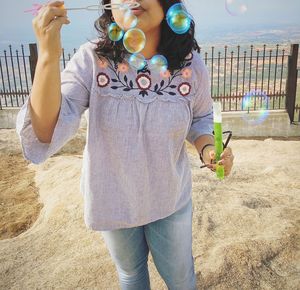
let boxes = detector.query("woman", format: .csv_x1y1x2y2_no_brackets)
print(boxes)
16,0,234,289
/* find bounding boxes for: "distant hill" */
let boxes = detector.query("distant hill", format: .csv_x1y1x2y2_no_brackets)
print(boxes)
196,23,300,50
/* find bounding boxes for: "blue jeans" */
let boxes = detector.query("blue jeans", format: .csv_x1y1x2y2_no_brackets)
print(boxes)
100,199,196,290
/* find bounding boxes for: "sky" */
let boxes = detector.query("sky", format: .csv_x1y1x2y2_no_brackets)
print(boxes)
0,0,299,51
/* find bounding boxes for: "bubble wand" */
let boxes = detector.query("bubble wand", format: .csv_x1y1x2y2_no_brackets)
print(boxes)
213,102,225,180
65,2,140,11
24,1,140,16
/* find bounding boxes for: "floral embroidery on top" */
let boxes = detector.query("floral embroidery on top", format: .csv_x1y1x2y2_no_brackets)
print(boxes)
181,68,192,79
97,58,108,69
96,52,194,98
97,72,110,87
160,69,171,79
117,62,129,73
178,82,191,96
136,74,151,90
185,53,193,61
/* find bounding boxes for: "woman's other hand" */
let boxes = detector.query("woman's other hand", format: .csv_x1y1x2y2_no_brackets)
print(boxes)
206,147,234,177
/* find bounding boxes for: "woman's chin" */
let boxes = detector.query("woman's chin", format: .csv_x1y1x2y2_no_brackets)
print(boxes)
123,22,143,32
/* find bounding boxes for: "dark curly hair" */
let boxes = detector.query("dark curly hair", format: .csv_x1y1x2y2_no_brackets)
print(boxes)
90,0,200,73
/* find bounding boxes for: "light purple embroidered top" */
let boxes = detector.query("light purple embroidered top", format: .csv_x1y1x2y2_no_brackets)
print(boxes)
16,40,213,231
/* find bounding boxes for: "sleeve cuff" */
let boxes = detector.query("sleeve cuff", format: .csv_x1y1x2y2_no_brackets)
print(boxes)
186,111,214,145
16,94,81,164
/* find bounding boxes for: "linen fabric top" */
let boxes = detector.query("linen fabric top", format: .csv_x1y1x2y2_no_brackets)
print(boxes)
16,40,213,231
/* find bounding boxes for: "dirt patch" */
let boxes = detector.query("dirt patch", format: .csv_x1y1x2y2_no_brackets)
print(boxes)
0,127,86,240
0,153,42,240
0,129,300,289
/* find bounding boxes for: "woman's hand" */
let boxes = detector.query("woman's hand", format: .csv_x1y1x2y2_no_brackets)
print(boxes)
32,0,70,60
206,147,234,177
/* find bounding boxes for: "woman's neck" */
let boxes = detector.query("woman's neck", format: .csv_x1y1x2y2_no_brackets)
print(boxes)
140,27,161,59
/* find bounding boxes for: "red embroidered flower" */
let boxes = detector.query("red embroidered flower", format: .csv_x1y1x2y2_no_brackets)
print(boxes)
136,74,151,90
97,58,108,69
181,68,192,79
117,62,129,73
160,69,171,78
185,52,193,61
97,72,110,87
178,82,191,96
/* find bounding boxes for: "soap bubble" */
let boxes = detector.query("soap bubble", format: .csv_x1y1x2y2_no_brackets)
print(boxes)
128,53,147,70
123,28,146,54
225,0,248,16
149,55,168,73
241,89,269,125
110,0,139,29
166,3,192,34
123,7,138,30
108,23,124,42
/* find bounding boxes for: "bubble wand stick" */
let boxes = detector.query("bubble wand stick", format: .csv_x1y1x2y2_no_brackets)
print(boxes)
64,2,140,11
24,2,140,16
213,102,225,180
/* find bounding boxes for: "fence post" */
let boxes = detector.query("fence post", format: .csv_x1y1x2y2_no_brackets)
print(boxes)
29,43,38,84
286,44,299,123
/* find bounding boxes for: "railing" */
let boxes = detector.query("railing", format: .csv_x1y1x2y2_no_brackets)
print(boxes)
0,44,77,109
201,44,288,112
0,45,30,108
0,43,299,123
296,68,300,122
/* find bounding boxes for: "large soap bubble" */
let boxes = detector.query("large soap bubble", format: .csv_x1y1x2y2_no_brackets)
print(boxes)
123,7,138,30
166,3,192,34
241,89,269,125
225,0,248,16
149,55,168,73
123,28,146,54
108,23,124,41
128,53,147,70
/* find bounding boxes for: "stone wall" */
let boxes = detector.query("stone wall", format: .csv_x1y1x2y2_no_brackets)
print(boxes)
1,108,299,137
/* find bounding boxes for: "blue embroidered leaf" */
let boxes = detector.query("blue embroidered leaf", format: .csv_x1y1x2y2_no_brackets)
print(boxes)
111,78,118,82
157,91,164,95
154,84,159,91
129,80,134,88
139,90,148,97
111,86,119,89
170,85,177,88
123,88,131,91
160,80,165,87
167,91,176,96
124,75,128,83
138,67,151,75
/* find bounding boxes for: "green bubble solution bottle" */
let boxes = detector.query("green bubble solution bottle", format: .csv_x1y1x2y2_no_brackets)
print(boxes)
213,102,225,180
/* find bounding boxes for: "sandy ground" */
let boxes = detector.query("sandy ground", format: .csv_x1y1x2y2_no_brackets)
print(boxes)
0,128,299,290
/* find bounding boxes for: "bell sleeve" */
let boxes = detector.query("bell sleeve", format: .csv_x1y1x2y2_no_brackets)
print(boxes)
16,43,93,164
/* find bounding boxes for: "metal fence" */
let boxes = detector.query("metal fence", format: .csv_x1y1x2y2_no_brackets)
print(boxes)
0,44,77,109
201,45,287,110
0,42,299,123
296,68,300,122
